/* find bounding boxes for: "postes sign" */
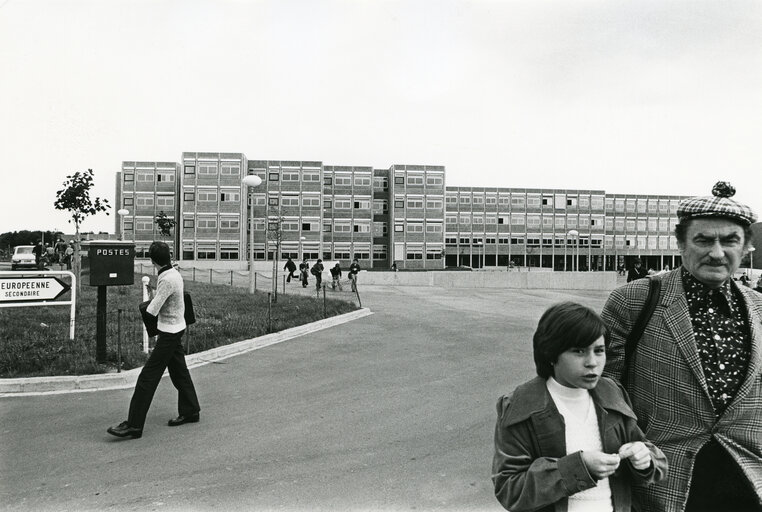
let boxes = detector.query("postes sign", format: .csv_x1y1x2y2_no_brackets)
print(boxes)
0,276,72,303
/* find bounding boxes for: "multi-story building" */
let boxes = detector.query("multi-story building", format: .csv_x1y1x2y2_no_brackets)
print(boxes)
116,152,687,272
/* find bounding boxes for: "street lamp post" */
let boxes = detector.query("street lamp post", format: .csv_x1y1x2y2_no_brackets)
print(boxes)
749,246,756,281
117,209,129,241
567,229,579,271
243,175,263,294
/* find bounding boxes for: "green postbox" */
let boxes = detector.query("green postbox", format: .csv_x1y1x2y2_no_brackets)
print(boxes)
80,240,135,362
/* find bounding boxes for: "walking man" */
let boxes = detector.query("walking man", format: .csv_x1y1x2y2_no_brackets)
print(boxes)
108,241,200,439
284,257,297,283
299,258,309,288
312,258,324,291
602,182,762,511
348,258,361,292
626,257,647,282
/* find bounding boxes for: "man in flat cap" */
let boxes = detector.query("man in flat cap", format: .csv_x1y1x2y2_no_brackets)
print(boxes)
602,182,761,512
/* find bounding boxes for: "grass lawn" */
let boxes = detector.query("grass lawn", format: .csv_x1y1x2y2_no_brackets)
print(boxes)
0,277,359,378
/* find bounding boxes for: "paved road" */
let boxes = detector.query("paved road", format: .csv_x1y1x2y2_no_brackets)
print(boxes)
1,285,612,512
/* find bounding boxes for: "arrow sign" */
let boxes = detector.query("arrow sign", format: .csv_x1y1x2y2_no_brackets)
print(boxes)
0,276,71,303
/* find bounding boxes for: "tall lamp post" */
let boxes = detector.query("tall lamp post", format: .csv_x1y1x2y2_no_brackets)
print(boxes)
117,209,129,241
567,229,579,271
243,175,263,294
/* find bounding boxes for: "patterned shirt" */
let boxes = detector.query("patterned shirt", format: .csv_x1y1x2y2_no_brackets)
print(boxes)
682,267,751,415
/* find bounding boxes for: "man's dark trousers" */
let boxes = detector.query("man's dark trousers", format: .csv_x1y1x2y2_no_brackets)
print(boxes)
127,330,200,429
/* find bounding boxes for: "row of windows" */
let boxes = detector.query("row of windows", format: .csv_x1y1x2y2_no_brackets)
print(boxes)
183,163,242,176
443,235,677,250
445,194,682,214
123,171,176,183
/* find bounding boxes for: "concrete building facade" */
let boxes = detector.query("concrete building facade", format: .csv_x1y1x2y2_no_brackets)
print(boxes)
116,152,687,271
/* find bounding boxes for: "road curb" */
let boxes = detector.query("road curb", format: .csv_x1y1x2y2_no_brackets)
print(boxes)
0,307,373,397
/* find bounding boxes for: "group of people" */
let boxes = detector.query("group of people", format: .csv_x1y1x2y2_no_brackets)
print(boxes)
32,238,74,269
493,182,762,511
283,257,361,292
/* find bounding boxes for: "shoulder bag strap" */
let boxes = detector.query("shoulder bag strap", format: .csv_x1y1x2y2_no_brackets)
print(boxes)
622,275,662,387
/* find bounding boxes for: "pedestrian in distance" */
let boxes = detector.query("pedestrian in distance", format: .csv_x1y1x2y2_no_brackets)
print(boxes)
492,302,667,512
330,262,343,290
348,258,361,292
284,257,297,283
755,275,762,294
626,258,647,283
64,241,74,270
107,241,200,440
601,181,762,511
311,258,324,291
299,258,309,288
32,241,43,268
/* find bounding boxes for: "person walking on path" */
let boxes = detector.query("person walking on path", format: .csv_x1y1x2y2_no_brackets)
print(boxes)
601,181,762,511
32,241,43,268
626,258,647,283
492,302,667,512
329,263,343,291
348,258,361,292
284,257,297,283
311,259,324,291
299,258,309,288
107,241,200,439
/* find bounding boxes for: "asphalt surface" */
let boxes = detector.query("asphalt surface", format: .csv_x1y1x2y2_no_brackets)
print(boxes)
1,285,612,512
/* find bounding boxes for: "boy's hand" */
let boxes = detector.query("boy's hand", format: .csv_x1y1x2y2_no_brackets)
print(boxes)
581,450,621,479
618,442,652,471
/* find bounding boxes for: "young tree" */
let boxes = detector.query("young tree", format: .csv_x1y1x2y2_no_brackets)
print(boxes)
154,211,176,240
267,207,284,302
54,169,111,294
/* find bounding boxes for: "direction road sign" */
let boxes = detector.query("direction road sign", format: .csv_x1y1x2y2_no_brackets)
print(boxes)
0,276,71,303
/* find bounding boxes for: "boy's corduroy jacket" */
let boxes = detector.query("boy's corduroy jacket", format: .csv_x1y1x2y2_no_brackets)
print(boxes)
602,269,762,511
492,376,667,512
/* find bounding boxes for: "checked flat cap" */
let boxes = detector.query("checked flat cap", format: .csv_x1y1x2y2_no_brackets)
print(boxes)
677,181,757,226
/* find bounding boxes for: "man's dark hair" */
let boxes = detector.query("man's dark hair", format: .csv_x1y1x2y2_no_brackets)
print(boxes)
533,302,609,379
674,218,753,246
148,241,172,267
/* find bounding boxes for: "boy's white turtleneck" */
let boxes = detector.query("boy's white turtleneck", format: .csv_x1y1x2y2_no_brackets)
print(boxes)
546,376,613,512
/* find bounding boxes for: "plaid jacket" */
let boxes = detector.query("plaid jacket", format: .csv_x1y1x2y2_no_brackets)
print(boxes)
601,269,762,511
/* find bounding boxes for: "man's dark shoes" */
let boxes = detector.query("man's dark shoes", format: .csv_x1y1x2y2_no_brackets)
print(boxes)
168,413,200,427
107,421,142,439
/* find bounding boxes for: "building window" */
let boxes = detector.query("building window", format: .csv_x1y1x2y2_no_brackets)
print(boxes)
406,249,423,260
268,172,279,181
156,196,174,208
407,222,424,233
426,223,442,233
426,176,443,186
197,247,216,260
354,177,371,187
323,222,332,232
394,176,405,185
407,175,424,185
198,191,217,202
302,222,315,231
198,163,218,176
136,196,154,207
220,247,239,259
184,165,195,175
334,199,351,209
353,223,371,233
220,218,239,230
394,223,404,232
123,197,134,207
137,172,153,182
183,192,195,202
374,177,388,190
394,200,404,209
183,219,194,229
335,176,352,186
268,197,279,206
324,200,332,209
124,221,133,231
354,200,371,209
220,163,240,176
324,177,332,185
407,199,423,209
124,173,134,182
197,218,217,229
281,196,300,207
282,172,300,181
157,172,174,183
303,172,320,182
426,199,443,209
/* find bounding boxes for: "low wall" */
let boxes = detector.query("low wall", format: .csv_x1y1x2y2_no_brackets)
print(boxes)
356,270,618,291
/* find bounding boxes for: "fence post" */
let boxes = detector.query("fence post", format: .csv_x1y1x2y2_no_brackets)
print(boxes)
209,268,213,284
283,274,286,295
230,271,234,286
255,272,257,291
322,284,326,318
117,309,122,373
267,292,272,333
193,267,196,282
354,281,362,309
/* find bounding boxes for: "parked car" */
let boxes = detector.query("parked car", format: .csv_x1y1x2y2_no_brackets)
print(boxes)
11,245,37,270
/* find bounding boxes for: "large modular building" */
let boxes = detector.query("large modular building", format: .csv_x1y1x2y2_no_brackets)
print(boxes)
116,152,687,271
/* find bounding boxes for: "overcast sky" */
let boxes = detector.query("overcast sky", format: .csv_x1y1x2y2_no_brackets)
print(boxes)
1,0,760,235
